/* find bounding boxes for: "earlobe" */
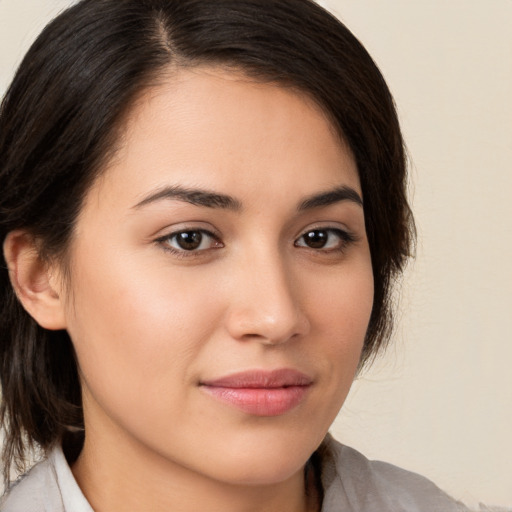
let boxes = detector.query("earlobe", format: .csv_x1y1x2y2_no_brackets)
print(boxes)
3,230,67,330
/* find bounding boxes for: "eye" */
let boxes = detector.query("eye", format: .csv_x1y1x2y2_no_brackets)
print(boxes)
295,228,356,251
156,229,222,253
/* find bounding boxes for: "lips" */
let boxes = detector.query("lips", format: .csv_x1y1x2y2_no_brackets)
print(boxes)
200,369,313,416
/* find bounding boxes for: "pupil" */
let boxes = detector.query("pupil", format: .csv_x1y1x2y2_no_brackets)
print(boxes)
305,230,327,249
177,231,202,250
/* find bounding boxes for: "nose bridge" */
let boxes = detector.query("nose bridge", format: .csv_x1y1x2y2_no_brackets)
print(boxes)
226,244,308,344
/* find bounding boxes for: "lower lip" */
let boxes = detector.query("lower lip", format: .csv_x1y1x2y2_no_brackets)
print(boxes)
201,385,310,416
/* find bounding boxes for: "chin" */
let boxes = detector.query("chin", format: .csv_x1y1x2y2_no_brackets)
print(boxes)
210,454,308,487
195,428,323,486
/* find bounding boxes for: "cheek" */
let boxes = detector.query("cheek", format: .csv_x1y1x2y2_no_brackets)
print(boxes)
62,249,225,407
307,256,374,342
305,254,374,386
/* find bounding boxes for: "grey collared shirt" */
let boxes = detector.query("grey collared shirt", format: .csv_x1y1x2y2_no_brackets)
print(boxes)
0,435,475,512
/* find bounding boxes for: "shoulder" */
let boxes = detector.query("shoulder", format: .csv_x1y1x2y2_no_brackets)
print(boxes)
0,446,91,512
0,455,63,512
320,435,470,512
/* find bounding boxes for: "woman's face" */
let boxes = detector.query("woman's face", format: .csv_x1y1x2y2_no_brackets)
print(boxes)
59,67,374,485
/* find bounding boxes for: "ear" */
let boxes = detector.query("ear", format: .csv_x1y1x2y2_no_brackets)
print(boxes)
3,230,67,330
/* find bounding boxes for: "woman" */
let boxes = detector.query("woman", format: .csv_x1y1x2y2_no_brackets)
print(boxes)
0,0,469,510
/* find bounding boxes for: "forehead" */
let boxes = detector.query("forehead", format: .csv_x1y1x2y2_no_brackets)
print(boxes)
87,66,360,211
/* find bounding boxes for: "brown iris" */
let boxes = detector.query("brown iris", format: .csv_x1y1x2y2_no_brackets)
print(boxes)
175,231,203,250
303,230,329,249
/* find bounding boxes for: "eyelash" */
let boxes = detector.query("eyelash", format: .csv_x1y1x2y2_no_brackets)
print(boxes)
155,227,357,258
155,229,223,258
294,227,358,253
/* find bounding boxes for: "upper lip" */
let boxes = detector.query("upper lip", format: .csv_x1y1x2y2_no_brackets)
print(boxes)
200,369,313,388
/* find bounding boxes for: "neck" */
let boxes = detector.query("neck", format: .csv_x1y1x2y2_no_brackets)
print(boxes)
71,425,319,512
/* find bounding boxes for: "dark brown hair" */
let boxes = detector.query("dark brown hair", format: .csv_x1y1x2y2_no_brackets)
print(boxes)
0,0,414,483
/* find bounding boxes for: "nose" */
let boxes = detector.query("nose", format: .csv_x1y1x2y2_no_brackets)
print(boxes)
224,249,310,345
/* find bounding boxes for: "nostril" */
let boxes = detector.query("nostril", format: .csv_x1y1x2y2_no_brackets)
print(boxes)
226,307,309,346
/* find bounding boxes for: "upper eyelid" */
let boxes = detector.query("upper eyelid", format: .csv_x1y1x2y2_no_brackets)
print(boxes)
155,228,223,256
296,223,354,238
153,223,220,239
153,222,358,245
295,226,359,246
154,223,355,239
155,228,220,242
296,227,354,239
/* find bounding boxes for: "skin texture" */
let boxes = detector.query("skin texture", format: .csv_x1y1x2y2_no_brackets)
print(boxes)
9,68,374,511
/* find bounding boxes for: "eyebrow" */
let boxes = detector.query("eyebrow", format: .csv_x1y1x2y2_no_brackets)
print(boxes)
132,184,363,212
298,185,363,211
132,185,242,211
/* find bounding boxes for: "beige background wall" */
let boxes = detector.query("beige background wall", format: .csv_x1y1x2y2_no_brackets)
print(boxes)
1,0,511,508
321,1,512,508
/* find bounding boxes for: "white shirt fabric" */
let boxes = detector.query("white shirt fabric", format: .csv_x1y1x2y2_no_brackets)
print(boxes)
0,446,91,512
0,435,472,511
